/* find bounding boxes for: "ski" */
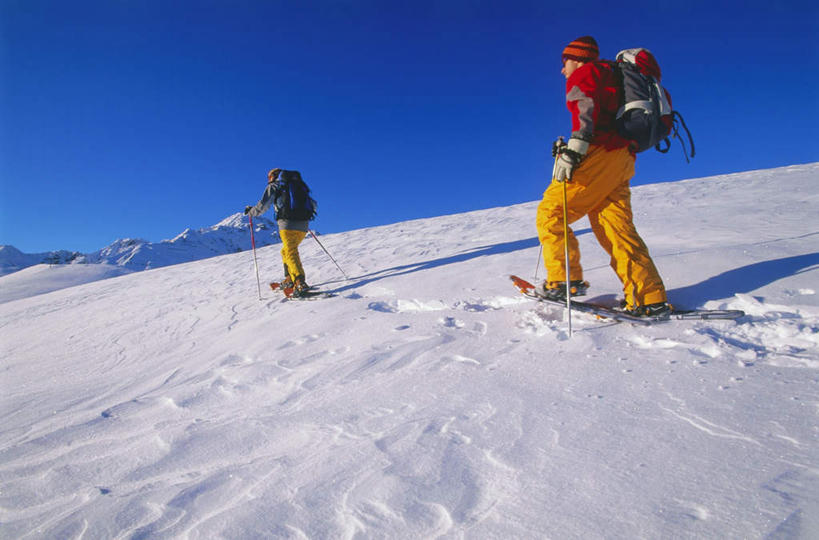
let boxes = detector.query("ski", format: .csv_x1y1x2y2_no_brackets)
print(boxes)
283,291,336,301
269,280,297,297
510,275,744,325
269,281,335,300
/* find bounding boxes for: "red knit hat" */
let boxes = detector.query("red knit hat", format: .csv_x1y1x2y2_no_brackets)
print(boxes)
562,36,599,63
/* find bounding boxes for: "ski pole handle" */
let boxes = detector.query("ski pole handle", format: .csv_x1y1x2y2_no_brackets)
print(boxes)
551,136,566,158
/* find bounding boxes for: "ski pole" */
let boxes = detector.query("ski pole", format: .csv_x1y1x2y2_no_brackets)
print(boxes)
248,214,262,300
534,244,542,281
309,229,349,279
551,136,572,337
561,178,572,338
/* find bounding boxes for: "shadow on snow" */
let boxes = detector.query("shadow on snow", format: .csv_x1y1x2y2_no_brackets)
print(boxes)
668,252,819,307
328,236,547,294
321,229,816,309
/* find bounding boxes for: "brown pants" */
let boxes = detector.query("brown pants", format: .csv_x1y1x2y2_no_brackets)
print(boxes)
536,145,666,308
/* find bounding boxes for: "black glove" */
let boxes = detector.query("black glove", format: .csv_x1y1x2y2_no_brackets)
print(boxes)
244,205,252,215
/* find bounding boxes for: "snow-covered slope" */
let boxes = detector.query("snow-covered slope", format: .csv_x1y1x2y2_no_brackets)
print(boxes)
1,164,817,538
0,214,280,302
0,263,134,305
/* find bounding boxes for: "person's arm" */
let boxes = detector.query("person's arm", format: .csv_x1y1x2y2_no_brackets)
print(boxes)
554,64,598,182
565,64,599,143
245,183,278,217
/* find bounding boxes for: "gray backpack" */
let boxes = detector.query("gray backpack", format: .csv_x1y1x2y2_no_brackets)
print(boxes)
615,48,694,160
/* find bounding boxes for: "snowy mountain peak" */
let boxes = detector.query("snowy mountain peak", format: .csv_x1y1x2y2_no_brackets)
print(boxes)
0,244,84,276
171,228,193,242
214,212,251,229
0,213,279,278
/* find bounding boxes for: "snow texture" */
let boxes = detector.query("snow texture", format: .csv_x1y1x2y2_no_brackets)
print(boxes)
1,163,818,539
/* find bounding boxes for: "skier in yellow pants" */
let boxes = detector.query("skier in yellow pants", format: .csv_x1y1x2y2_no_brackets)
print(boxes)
245,168,317,297
536,36,669,316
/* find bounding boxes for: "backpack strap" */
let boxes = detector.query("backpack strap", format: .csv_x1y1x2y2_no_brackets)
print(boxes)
654,112,695,161
655,137,672,154
673,111,695,162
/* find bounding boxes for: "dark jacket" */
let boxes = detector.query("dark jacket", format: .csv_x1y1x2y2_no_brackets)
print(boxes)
247,171,312,232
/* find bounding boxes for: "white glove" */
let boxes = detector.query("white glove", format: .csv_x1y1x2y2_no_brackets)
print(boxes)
553,137,589,182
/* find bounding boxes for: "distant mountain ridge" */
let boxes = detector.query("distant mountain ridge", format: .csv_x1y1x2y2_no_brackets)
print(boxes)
0,213,279,277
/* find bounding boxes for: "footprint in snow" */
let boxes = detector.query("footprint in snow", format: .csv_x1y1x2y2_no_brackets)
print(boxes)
440,316,465,329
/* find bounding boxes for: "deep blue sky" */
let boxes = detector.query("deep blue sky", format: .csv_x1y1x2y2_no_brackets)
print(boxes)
2,0,817,253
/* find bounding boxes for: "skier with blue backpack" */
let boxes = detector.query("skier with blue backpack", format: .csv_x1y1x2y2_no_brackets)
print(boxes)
245,168,317,297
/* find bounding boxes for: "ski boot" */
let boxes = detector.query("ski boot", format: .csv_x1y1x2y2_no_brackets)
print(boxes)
623,302,672,318
292,276,311,298
534,280,589,301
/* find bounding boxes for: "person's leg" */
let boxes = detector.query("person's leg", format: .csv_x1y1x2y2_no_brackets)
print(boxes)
536,145,632,286
280,230,308,283
589,182,666,308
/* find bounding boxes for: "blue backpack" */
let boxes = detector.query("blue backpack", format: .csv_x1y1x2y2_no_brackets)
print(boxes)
276,170,317,221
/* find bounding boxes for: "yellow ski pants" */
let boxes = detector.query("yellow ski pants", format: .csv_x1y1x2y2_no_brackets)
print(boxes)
535,144,666,308
280,229,307,280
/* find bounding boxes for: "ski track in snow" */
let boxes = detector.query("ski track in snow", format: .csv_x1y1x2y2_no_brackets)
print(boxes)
1,164,818,538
